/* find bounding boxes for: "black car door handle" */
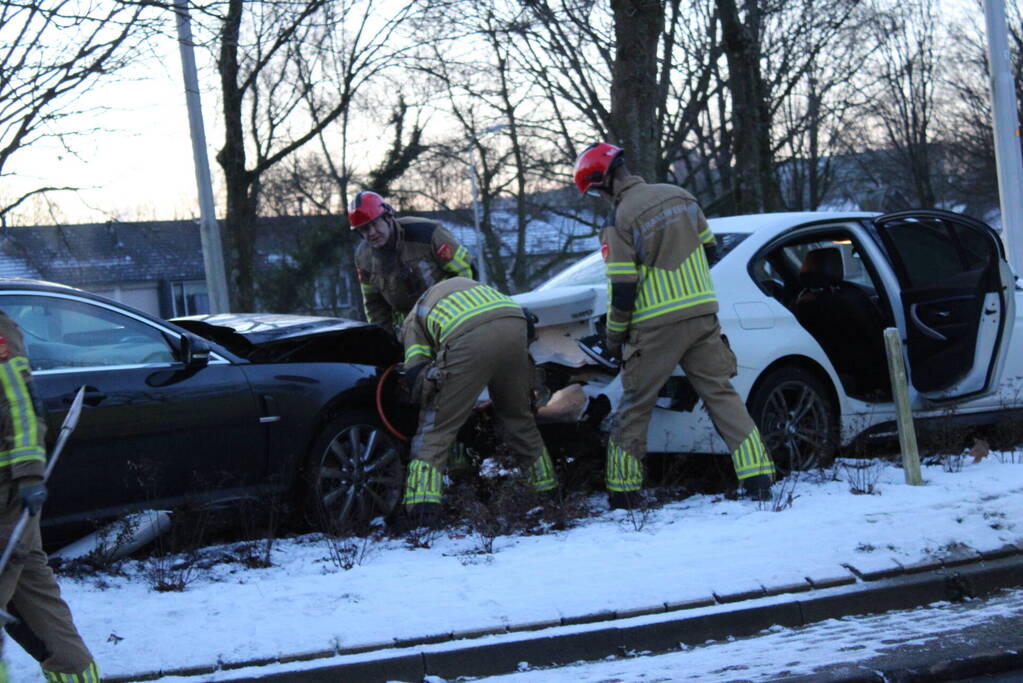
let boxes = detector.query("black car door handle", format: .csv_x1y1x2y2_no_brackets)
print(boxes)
70,387,106,407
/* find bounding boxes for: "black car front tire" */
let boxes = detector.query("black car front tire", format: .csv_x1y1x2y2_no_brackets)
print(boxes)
304,413,405,533
747,365,838,473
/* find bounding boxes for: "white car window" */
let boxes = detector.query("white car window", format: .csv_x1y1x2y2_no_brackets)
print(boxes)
0,294,176,370
538,252,605,290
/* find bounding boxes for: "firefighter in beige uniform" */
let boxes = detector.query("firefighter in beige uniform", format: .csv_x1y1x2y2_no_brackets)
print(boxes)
348,191,474,332
399,277,557,524
0,312,100,682
573,143,775,507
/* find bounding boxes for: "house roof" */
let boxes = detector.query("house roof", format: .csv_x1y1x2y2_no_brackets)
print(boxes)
0,220,207,286
2,204,601,290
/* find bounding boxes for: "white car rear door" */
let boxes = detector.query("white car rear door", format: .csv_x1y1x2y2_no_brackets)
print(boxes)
873,210,1015,401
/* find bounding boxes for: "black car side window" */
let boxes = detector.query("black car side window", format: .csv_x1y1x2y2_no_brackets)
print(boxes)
0,295,176,370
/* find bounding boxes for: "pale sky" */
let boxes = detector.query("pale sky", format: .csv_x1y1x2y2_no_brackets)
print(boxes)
8,26,220,225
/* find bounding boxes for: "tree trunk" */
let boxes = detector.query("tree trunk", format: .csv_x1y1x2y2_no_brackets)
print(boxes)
717,0,781,213
610,0,664,181
216,0,257,311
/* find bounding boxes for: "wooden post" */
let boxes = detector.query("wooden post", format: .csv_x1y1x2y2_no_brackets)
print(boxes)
883,327,923,485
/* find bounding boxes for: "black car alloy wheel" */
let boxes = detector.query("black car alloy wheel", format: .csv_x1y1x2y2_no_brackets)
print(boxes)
307,413,404,532
748,366,837,473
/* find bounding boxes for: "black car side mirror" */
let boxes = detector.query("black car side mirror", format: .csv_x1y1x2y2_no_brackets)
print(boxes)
180,333,212,369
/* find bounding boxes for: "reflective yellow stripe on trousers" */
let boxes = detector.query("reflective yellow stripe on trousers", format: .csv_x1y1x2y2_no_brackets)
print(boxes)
43,661,102,683
403,459,443,504
606,439,643,492
732,428,775,480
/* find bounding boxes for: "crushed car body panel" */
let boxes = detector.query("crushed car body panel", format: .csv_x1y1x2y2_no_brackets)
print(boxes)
172,313,401,366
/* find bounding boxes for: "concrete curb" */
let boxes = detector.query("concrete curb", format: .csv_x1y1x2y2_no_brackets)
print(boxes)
107,552,1023,682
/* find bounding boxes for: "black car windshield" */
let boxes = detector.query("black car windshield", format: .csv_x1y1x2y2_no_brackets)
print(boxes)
537,232,750,290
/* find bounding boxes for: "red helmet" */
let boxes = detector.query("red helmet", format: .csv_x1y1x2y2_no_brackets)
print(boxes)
573,142,624,194
347,191,392,229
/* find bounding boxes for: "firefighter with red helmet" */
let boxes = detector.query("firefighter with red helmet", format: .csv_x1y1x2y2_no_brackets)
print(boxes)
348,191,475,332
0,311,100,681
573,142,775,508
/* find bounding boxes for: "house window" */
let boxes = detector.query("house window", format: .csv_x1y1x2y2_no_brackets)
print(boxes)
172,281,209,317
312,272,356,312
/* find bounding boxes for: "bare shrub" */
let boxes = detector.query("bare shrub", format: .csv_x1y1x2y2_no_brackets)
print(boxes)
838,458,884,495
535,490,591,533
232,493,287,569
144,550,199,593
615,492,653,533
456,473,538,553
141,503,214,592
402,526,439,550
323,533,374,571
941,449,968,473
463,498,502,555
995,449,1023,465
757,473,799,512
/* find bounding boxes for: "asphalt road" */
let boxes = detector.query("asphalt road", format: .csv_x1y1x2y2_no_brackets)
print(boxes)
473,588,1023,682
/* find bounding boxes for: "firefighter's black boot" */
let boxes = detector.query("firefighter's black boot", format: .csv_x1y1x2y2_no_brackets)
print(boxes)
391,502,443,533
742,474,773,501
607,490,640,511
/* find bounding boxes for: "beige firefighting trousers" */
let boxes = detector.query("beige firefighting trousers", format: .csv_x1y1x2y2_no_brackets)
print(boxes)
0,476,98,681
607,314,774,492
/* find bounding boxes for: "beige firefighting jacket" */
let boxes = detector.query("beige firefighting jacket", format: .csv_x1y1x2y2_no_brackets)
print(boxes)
401,277,524,368
601,174,717,343
0,312,46,480
356,217,474,329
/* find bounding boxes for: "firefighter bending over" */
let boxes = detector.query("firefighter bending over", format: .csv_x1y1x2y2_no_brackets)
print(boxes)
573,142,775,509
398,277,557,528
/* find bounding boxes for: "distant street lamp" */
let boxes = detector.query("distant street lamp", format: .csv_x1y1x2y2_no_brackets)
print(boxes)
465,123,508,285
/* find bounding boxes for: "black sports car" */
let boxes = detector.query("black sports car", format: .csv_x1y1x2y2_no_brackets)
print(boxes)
0,279,409,545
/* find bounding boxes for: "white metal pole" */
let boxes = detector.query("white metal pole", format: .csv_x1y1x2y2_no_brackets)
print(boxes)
174,0,231,314
468,158,488,285
984,0,1023,275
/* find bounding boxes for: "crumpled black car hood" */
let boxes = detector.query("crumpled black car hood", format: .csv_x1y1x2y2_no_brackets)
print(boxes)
173,313,401,366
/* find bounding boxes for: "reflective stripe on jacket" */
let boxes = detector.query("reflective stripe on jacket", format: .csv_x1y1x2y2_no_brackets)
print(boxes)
401,277,523,366
0,313,46,479
601,175,718,339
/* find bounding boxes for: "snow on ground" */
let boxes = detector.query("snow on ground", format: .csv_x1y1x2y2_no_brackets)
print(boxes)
6,456,1023,681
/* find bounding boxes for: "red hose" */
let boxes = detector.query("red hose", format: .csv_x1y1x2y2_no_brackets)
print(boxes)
376,363,408,442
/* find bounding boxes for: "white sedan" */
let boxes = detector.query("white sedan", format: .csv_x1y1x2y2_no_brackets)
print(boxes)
514,209,1019,471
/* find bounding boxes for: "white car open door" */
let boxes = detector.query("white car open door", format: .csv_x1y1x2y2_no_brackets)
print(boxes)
873,209,1015,401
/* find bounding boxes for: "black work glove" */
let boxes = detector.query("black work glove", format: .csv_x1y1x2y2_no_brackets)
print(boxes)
605,337,623,361
704,243,719,267
396,363,428,406
15,477,46,516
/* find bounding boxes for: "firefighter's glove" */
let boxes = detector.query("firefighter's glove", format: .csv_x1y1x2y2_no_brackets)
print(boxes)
15,477,46,516
605,338,623,364
521,307,539,345
396,363,428,406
